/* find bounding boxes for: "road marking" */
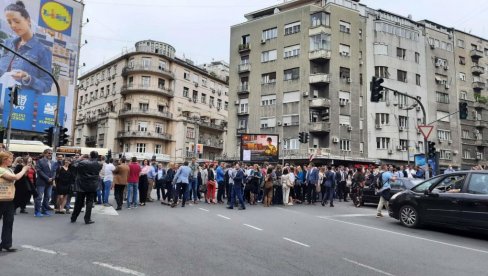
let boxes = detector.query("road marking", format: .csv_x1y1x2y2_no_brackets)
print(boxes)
93,262,145,276
283,237,310,248
328,214,372,218
243,224,263,231
343,258,395,276
21,245,67,255
318,217,488,255
217,214,231,220
93,205,119,216
198,208,209,212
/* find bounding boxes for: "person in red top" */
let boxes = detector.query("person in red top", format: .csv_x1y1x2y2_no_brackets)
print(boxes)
127,157,141,209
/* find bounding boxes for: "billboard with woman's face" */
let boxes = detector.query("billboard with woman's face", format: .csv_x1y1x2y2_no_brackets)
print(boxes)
240,134,279,163
0,0,83,132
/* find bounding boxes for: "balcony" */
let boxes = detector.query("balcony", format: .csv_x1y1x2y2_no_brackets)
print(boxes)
471,65,485,75
309,73,330,84
475,120,488,128
473,81,486,91
121,84,174,97
308,122,331,133
473,101,487,109
85,136,96,144
237,84,250,95
309,49,331,61
199,140,224,150
470,49,483,59
199,121,225,131
309,97,331,109
120,152,171,162
309,25,331,36
122,64,174,79
474,140,488,147
238,43,250,53
117,131,172,141
86,116,98,124
238,63,251,73
119,108,173,120
237,109,249,116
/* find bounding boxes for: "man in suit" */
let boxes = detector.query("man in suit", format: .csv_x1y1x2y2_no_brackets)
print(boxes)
336,166,348,202
112,158,129,210
34,149,56,217
322,166,336,207
306,163,319,205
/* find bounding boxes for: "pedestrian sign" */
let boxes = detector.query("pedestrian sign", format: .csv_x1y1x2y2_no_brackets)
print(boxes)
418,125,434,139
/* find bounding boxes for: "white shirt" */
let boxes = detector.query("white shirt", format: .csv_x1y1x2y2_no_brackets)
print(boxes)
289,172,296,183
103,163,116,182
407,169,416,179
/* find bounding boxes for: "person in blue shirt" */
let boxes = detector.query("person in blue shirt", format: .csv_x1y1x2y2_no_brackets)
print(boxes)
377,165,394,218
171,161,191,208
215,162,225,204
0,1,53,95
227,162,245,210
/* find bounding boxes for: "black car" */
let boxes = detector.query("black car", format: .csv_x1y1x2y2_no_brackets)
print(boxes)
389,171,488,233
360,178,422,205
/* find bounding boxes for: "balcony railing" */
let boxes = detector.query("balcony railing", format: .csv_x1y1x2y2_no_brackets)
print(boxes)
238,63,251,73
199,140,224,149
470,49,483,59
475,120,488,128
117,131,172,141
237,84,250,94
238,43,250,52
121,84,174,97
308,122,331,132
122,64,174,79
473,81,486,91
199,121,225,131
119,108,173,120
471,65,485,75
309,49,331,60
237,110,249,116
309,97,331,109
309,73,330,84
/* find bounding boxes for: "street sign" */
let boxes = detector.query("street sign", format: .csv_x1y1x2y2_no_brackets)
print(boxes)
418,125,434,139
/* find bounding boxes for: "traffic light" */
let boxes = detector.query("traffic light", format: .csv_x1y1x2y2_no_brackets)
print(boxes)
428,141,436,159
8,85,19,106
58,127,69,147
304,132,309,143
459,102,468,120
298,132,305,143
370,77,385,102
43,127,54,146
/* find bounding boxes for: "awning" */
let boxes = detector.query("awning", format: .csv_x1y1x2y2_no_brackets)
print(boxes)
8,143,50,153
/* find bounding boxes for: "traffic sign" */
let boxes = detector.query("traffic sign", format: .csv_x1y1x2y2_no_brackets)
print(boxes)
418,125,434,139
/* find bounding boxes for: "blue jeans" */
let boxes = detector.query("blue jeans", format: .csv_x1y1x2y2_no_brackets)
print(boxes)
34,185,52,213
230,184,245,209
103,180,112,204
188,178,198,201
127,183,138,207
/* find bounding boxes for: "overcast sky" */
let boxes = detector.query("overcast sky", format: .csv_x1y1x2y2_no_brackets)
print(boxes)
79,0,488,74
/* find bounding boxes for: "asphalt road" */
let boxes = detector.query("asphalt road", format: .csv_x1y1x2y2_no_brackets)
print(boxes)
1,194,487,276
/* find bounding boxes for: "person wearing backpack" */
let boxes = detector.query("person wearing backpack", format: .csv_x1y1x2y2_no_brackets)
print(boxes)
376,164,393,218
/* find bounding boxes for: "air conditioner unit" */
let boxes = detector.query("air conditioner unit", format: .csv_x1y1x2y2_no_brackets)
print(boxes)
445,84,450,89
340,102,346,106
332,137,339,143
303,91,309,97
396,145,403,151
376,124,382,129
435,62,441,68
444,65,449,70
448,140,452,144
429,43,435,49
399,126,405,132
347,126,353,131
388,149,393,154
261,39,266,44
277,121,282,126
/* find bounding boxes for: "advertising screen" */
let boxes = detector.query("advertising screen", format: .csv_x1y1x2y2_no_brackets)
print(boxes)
0,0,83,132
240,134,279,163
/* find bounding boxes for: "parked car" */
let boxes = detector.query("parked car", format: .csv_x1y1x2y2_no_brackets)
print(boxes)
389,171,488,233
360,178,422,205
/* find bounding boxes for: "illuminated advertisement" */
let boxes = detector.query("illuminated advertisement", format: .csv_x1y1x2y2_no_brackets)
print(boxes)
240,134,279,163
0,0,83,132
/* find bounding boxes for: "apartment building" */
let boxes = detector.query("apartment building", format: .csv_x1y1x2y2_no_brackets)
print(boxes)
75,40,229,162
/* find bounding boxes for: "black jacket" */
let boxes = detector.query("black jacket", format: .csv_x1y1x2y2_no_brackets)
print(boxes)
73,158,102,193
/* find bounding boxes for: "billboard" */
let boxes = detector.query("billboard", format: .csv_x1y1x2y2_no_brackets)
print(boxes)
0,0,83,132
240,134,279,163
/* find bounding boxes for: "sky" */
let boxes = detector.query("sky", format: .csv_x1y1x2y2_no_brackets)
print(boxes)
79,0,488,74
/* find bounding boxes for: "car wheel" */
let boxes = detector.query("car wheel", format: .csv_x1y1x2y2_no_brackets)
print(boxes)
399,205,420,228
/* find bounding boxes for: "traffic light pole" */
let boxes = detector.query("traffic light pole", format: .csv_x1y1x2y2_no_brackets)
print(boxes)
0,43,61,157
5,86,16,150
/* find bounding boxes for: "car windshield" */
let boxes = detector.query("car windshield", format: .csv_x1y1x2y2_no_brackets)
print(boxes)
403,179,423,190
411,176,441,193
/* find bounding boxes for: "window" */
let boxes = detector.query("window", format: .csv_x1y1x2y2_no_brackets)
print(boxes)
192,90,198,102
436,111,450,122
339,115,351,126
283,91,300,103
183,87,189,97
399,139,408,151
284,68,300,81
309,33,331,51
284,139,299,150
457,39,464,48
123,143,129,152
437,129,451,141
238,119,247,130
261,95,276,106
157,105,165,113
373,43,388,55
340,140,351,151
440,150,452,160
416,74,421,86
183,70,190,80
467,174,488,194
460,91,467,100
376,113,389,125
139,103,148,111
339,44,350,56
137,122,148,132
224,102,228,110
201,78,207,87
462,129,470,139
435,57,447,67
284,21,300,35
398,116,408,128
282,115,299,126
310,12,330,27
241,34,250,45
142,76,150,87
201,93,207,104
239,99,248,113
284,45,300,58
261,72,276,84
217,99,222,110
260,117,276,128
436,92,449,104
339,67,350,79
415,52,420,63
339,21,351,33
396,47,406,60
155,144,162,154
186,127,195,139
459,56,466,65
155,123,164,134
339,91,350,106
376,137,390,149
397,70,407,82
375,66,389,78
261,50,277,62
209,96,215,107
459,72,466,81
262,27,277,41
142,58,151,69
136,143,146,153
463,150,471,160
158,60,166,71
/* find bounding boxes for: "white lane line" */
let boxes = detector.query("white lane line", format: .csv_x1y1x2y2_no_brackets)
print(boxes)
21,245,67,255
328,214,372,218
318,217,488,255
343,258,395,276
243,224,263,231
283,237,310,248
217,214,231,220
198,208,209,212
93,262,145,276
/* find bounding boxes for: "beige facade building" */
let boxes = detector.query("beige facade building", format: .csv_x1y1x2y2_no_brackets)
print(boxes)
74,40,229,162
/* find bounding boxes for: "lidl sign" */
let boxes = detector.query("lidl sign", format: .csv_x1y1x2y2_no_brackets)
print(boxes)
39,0,73,35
